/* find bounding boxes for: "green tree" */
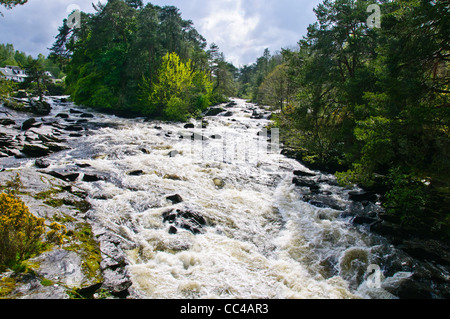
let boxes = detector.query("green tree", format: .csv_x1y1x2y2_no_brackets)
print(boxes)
258,64,293,111
51,0,216,117
140,52,212,120
0,0,26,12
272,0,449,238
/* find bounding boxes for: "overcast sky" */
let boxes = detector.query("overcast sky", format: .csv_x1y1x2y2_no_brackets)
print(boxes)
0,0,322,66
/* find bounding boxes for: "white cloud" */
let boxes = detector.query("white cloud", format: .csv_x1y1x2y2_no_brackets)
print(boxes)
0,0,323,66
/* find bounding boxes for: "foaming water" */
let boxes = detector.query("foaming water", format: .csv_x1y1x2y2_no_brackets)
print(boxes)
5,98,406,299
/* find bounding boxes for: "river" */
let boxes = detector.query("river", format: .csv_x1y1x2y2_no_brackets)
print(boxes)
1,97,449,299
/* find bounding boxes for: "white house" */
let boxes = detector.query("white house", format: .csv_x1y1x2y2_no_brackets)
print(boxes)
0,65,28,83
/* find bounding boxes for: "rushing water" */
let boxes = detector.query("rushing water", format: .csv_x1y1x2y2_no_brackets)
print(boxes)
4,97,442,299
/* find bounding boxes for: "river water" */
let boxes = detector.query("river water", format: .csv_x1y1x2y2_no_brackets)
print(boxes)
3,97,446,299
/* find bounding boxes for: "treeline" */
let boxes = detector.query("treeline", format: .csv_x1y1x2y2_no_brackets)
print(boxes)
241,0,449,239
50,0,237,119
0,43,63,79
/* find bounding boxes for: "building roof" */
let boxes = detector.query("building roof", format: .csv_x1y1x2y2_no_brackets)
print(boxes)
0,67,15,77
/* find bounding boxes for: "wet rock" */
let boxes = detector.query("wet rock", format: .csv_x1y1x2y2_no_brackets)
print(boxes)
370,221,407,242
204,108,225,116
168,150,179,158
0,118,15,126
76,163,91,168
348,190,377,202
162,209,207,235
213,178,225,189
292,177,319,192
80,113,94,118
44,142,69,153
293,170,317,177
70,108,83,114
56,113,69,119
251,110,264,119
22,144,51,157
184,123,195,129
34,249,87,289
210,134,222,140
382,273,434,299
163,174,182,181
191,132,208,141
30,100,51,116
128,170,144,176
46,171,80,182
82,174,105,182
101,268,132,296
64,125,84,132
166,194,183,204
303,194,345,211
169,226,178,234
21,118,37,130
222,111,233,117
352,215,378,225
398,239,450,266
35,158,50,168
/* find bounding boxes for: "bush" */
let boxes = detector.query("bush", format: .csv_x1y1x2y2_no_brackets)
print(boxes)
164,97,188,122
0,193,46,268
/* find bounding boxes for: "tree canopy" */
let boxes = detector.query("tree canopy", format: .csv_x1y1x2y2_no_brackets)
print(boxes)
240,0,449,239
50,0,232,119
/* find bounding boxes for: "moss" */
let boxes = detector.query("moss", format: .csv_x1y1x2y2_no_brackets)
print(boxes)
44,198,65,208
40,278,53,287
0,277,16,299
35,187,91,214
65,223,102,284
34,187,64,201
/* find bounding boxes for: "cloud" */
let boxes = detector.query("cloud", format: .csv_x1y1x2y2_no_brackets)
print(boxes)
0,0,322,66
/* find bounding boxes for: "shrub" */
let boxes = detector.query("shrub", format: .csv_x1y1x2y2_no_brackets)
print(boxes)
164,97,188,122
0,193,46,267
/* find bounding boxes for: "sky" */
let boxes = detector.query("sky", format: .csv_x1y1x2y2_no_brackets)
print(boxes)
0,0,322,67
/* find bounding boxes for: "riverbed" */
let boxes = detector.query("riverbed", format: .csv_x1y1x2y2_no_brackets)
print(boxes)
1,97,449,299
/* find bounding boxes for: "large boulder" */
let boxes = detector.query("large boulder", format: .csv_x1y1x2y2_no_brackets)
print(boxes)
162,209,207,235
204,108,225,116
22,144,51,157
30,99,51,116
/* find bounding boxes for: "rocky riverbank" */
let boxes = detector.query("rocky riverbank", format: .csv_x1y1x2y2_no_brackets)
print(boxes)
0,97,141,299
285,151,450,299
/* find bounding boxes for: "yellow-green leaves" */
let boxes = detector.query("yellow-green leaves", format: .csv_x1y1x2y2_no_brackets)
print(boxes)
0,193,67,268
140,52,213,120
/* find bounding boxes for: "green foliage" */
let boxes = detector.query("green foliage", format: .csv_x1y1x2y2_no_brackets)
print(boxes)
164,97,188,122
0,0,27,9
0,43,62,78
0,78,16,102
263,0,450,238
139,52,212,120
0,192,46,268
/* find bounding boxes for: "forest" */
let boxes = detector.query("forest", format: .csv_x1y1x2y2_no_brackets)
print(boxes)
2,0,449,240
240,0,449,239
49,0,237,119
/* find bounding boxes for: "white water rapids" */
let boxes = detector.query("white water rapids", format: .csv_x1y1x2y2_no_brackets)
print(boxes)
7,98,408,299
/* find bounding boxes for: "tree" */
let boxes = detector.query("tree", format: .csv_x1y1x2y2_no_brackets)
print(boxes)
0,0,27,11
51,0,216,116
258,64,292,111
140,52,212,120
24,58,51,99
270,0,449,238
